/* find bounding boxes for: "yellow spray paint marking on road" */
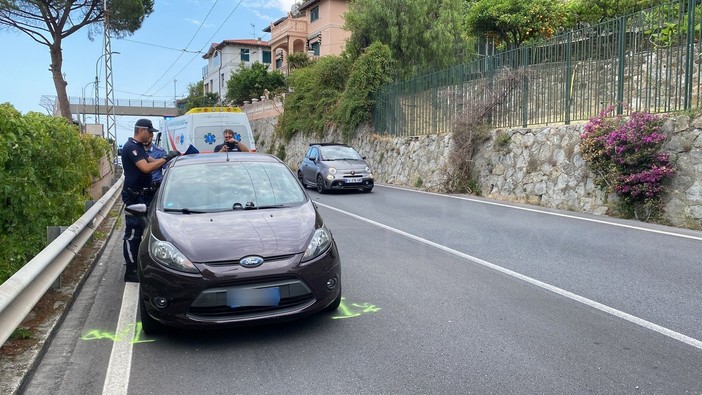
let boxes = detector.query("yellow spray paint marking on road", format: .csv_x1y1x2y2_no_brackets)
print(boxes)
331,298,381,319
82,297,380,342
81,322,155,344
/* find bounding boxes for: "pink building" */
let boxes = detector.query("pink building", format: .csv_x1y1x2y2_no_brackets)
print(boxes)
264,0,350,74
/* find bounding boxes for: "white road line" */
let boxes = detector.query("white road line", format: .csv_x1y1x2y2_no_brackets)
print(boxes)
102,282,139,395
379,184,702,241
316,202,702,351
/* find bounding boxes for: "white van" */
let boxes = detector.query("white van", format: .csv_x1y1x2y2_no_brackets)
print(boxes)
157,107,256,153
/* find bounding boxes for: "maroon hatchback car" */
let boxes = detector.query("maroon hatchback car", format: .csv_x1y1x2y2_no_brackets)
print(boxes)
129,153,342,334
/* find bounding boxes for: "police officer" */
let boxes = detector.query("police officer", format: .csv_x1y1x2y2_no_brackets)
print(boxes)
121,119,179,282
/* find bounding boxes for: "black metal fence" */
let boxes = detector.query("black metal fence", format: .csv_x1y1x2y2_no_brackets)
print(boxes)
373,0,702,136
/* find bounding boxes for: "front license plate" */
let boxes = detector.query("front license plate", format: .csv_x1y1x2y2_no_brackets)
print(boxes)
345,178,362,183
227,287,280,307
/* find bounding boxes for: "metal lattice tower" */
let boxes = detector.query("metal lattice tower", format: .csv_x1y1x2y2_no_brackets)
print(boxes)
103,0,117,143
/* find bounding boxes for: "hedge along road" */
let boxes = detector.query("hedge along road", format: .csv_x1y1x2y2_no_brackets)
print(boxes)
22,184,702,394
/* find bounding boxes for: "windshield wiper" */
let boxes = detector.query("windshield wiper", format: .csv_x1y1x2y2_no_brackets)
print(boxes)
244,204,290,210
163,208,207,214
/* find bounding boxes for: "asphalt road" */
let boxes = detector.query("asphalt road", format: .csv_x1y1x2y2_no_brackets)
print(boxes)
22,185,702,394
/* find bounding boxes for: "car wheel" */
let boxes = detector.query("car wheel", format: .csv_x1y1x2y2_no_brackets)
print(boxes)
324,287,342,312
362,187,373,193
316,175,328,194
298,170,306,188
139,295,165,335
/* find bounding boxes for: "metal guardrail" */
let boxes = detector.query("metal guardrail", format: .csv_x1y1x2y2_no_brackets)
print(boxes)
0,175,124,348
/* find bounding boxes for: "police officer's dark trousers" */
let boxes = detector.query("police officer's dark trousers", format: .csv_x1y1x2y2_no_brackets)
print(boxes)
122,191,145,280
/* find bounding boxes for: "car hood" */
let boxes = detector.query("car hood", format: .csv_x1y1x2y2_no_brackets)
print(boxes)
323,160,368,172
151,203,318,262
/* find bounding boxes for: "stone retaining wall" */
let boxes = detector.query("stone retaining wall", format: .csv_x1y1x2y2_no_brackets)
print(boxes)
250,115,702,228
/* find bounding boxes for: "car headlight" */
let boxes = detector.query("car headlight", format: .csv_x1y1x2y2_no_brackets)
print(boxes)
365,166,370,172
327,167,337,175
148,234,199,273
301,227,332,262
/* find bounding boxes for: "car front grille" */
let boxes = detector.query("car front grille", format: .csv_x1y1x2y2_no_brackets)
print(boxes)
187,277,315,321
205,254,296,267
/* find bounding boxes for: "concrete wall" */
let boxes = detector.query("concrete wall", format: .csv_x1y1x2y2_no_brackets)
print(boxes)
250,115,702,228
88,155,119,200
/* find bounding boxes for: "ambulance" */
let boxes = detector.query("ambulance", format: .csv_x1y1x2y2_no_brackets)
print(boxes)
157,107,256,154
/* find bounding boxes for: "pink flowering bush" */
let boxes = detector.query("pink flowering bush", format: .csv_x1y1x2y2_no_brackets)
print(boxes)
580,106,675,219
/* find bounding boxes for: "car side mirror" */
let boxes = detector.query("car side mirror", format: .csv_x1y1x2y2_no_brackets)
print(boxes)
125,203,148,217
362,156,367,160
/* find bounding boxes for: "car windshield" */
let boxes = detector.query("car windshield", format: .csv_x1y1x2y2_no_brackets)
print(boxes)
160,161,306,212
320,146,363,161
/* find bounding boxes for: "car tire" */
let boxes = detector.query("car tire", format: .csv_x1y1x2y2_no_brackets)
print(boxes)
362,187,373,193
324,287,342,312
139,295,165,336
298,170,307,189
316,175,328,194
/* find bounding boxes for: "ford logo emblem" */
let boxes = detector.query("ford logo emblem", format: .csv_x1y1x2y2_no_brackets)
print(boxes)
239,256,264,268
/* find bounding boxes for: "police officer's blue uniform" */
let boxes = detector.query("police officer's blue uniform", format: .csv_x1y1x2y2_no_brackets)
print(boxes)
147,145,167,185
121,137,151,282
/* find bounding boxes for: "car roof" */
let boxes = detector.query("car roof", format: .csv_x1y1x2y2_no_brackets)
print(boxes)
170,152,284,167
309,143,349,147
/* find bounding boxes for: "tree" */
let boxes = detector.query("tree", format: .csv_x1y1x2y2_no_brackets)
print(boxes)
0,0,154,120
344,0,471,80
225,62,286,106
465,0,566,49
566,0,662,25
179,81,219,115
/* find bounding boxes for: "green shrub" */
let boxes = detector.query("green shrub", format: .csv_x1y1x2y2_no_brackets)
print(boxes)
495,130,511,148
334,42,394,141
277,56,352,141
0,104,110,283
10,327,32,340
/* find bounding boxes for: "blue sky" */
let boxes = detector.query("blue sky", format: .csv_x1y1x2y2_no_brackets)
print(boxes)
0,0,296,144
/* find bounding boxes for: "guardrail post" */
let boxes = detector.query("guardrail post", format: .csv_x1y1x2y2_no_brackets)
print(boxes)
46,226,68,288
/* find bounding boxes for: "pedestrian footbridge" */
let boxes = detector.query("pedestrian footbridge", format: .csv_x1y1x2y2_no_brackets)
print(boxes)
47,96,178,117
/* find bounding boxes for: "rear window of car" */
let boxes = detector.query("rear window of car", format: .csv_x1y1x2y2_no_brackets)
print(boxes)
160,162,306,211
320,146,363,160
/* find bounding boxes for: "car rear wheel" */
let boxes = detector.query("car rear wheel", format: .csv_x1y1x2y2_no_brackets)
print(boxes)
297,170,306,188
139,295,165,335
316,175,328,194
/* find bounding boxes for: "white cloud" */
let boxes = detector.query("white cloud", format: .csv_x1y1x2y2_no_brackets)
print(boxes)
184,18,216,28
245,0,298,14
250,10,275,23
